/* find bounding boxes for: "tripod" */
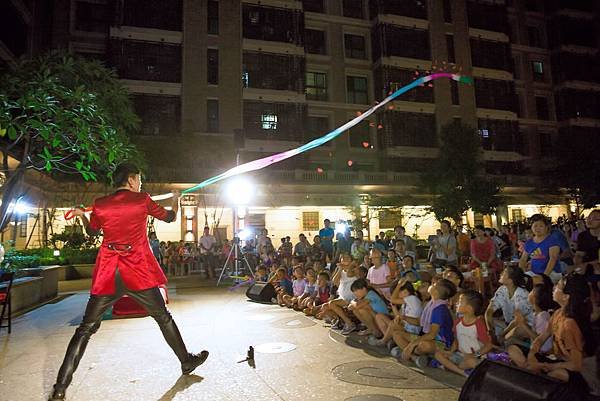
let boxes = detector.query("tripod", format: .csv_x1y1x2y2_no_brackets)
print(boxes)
217,237,254,286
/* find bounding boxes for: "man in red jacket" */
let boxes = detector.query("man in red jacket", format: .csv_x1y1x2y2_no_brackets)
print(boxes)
49,163,208,401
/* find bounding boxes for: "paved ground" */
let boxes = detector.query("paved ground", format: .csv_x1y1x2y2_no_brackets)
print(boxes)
0,278,461,401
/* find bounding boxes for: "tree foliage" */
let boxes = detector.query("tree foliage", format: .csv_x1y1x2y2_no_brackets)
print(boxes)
0,50,144,230
420,121,501,224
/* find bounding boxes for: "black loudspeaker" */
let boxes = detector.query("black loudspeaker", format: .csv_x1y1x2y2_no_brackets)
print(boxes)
459,360,572,401
246,282,276,303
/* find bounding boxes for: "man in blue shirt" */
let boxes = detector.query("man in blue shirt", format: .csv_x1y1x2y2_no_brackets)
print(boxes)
319,219,335,262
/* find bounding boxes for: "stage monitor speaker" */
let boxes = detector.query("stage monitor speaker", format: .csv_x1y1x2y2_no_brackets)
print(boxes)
246,282,276,303
459,360,573,401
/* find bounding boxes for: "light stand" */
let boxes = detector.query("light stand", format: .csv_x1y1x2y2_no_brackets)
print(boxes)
217,236,254,286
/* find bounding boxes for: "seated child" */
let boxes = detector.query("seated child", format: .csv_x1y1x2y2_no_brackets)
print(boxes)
433,290,493,376
254,265,269,282
326,253,359,334
399,255,420,283
305,271,331,317
282,266,306,308
269,267,293,306
393,278,457,367
506,282,554,367
387,250,399,280
373,279,422,347
298,268,318,310
348,278,389,338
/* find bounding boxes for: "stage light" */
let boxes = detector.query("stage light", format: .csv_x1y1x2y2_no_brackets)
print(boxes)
226,177,255,206
335,222,347,234
238,228,252,241
53,249,61,257
13,197,31,215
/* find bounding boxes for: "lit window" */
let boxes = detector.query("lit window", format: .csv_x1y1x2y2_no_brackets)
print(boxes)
261,114,278,129
479,129,490,138
242,71,249,87
532,61,543,74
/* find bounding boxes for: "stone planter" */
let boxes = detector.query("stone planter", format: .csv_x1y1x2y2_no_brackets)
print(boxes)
0,277,43,315
16,265,61,302
55,263,95,281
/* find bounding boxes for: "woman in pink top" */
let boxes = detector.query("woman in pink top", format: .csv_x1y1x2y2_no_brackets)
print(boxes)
469,225,502,273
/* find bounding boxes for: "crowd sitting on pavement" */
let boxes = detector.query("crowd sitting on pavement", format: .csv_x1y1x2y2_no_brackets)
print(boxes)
150,211,600,396
245,211,598,397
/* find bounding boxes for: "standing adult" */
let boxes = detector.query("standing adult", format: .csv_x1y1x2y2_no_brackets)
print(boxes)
149,232,161,263
469,225,503,273
433,220,457,267
49,163,208,401
389,225,416,256
319,219,335,262
199,226,217,279
575,209,600,321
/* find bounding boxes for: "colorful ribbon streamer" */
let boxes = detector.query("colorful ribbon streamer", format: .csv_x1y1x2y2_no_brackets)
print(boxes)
64,73,472,219
180,73,472,194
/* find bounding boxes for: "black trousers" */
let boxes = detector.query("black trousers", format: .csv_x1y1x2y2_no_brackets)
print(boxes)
53,271,189,390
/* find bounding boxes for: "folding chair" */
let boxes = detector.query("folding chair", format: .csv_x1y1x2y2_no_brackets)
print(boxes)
0,271,15,334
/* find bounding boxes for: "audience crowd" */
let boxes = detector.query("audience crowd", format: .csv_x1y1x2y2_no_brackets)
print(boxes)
153,210,600,396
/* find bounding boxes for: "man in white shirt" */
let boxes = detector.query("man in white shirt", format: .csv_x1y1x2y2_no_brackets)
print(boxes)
199,226,217,278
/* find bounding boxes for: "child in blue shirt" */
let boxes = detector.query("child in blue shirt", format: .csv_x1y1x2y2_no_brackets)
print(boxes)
269,267,293,305
393,278,457,367
348,278,389,338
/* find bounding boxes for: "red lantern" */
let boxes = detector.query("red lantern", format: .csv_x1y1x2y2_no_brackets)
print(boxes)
362,141,370,148
347,160,353,167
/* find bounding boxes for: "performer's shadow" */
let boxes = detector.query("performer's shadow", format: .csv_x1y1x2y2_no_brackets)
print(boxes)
157,374,204,401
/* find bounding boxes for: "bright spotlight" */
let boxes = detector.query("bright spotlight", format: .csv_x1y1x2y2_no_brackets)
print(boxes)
238,228,252,241
335,222,347,234
226,177,255,206
53,249,61,257
13,198,31,215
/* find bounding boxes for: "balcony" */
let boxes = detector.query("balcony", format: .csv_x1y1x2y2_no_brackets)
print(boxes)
243,4,304,46
467,0,508,34
243,101,307,142
374,67,434,103
555,89,600,120
552,52,600,84
369,0,428,20
108,39,181,83
474,79,518,112
379,111,437,148
243,52,305,92
119,0,182,31
548,16,597,49
470,39,512,72
371,24,430,61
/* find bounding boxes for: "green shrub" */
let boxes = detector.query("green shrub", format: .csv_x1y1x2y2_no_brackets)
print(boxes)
2,247,99,270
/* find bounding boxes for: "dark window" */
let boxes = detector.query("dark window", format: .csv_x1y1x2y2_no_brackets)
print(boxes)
446,35,455,63
513,57,520,79
306,116,330,144
516,131,529,155
375,67,433,103
372,0,427,19
133,95,181,136
527,26,542,47
344,34,366,59
517,93,525,117
303,0,324,13
466,1,508,33
470,38,512,71
123,0,182,31
75,1,109,33
243,52,305,92
306,72,328,101
535,96,550,120
0,1,28,57
474,78,517,112
450,80,459,105
19,215,27,237
207,49,218,85
525,0,539,12
343,0,364,19
372,25,430,60
207,99,219,132
531,61,544,81
347,76,368,104
443,0,452,22
208,1,219,34
305,29,326,54
382,111,436,147
349,121,371,148
108,40,182,82
539,132,553,157
243,5,303,45
555,89,600,120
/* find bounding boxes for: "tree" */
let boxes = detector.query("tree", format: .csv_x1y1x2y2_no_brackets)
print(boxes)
420,121,501,225
0,50,144,231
